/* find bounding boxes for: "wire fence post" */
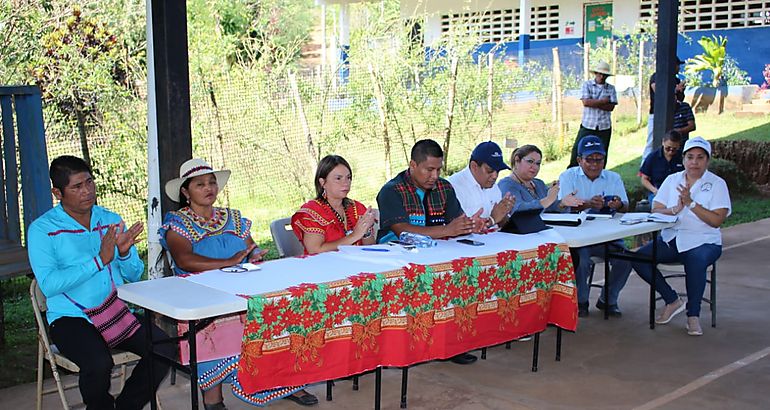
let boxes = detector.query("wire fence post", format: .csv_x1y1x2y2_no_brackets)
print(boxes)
368,63,392,181
552,47,565,151
583,42,591,81
443,55,459,163
637,40,645,126
486,52,494,141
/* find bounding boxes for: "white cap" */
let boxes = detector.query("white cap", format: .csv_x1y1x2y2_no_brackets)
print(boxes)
682,136,711,157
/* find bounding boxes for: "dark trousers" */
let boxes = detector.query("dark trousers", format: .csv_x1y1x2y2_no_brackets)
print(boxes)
568,125,612,168
50,315,173,410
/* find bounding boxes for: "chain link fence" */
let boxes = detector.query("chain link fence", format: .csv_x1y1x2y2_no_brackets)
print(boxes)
41,44,653,250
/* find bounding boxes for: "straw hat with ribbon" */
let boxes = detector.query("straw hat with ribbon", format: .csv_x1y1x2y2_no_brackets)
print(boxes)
591,61,613,76
164,158,231,202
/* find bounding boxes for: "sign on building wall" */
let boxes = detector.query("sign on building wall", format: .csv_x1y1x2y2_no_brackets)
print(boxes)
584,3,613,46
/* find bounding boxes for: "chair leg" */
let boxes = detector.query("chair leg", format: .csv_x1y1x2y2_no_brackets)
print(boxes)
36,340,44,410
120,363,127,390
170,367,176,385
711,264,717,328
46,347,70,409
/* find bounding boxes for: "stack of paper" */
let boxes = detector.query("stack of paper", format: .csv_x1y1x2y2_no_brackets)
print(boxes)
647,213,678,223
619,212,677,224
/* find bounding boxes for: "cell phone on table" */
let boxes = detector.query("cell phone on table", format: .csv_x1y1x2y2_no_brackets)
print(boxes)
457,238,484,246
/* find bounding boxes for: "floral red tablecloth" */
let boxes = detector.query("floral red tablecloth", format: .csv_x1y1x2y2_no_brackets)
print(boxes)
237,242,577,393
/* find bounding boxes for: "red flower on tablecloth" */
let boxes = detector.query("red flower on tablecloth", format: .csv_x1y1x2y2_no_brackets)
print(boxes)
432,274,449,297
537,243,557,260
381,282,399,304
394,278,405,289
409,292,431,310
261,303,281,327
459,283,476,302
288,283,318,298
324,292,344,324
496,249,519,266
350,272,376,288
446,282,461,300
360,298,376,317
404,263,426,281
451,257,474,273
477,268,494,300
276,297,290,311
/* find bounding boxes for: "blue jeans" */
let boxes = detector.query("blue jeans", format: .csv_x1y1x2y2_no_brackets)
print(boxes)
573,240,633,306
632,237,721,317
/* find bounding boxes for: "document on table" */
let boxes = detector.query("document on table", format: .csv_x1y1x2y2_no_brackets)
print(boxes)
620,212,678,224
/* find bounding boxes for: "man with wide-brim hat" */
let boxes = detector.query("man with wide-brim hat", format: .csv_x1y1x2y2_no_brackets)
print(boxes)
567,60,618,168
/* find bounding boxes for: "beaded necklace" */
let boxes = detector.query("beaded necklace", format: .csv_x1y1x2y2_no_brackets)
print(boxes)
322,197,354,235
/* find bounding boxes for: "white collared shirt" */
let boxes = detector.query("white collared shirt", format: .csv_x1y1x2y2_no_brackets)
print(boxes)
653,170,731,252
447,166,502,219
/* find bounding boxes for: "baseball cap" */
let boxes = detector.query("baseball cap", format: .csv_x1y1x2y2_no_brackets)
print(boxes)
682,136,711,157
577,135,607,157
471,141,510,172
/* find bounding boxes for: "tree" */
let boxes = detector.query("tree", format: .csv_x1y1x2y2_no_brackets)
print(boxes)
29,6,132,166
685,35,728,88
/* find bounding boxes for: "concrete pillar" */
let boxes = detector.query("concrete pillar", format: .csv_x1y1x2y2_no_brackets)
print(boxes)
518,0,531,66
339,3,350,82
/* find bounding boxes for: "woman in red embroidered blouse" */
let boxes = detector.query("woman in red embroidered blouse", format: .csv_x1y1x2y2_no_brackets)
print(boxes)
292,155,377,254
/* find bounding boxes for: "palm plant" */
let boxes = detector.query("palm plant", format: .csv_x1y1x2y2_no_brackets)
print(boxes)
685,35,727,88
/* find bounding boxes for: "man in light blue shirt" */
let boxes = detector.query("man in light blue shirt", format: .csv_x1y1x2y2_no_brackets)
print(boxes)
28,156,170,409
558,136,632,318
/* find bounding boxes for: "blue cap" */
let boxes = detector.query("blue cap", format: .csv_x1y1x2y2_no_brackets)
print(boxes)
471,141,510,172
577,135,607,157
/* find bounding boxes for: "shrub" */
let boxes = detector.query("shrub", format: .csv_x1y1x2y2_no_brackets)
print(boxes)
708,158,757,195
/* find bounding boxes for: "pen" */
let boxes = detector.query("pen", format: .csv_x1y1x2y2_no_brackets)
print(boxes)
361,248,389,252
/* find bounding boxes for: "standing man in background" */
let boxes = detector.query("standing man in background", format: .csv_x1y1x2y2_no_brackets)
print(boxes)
643,57,686,161
568,61,618,168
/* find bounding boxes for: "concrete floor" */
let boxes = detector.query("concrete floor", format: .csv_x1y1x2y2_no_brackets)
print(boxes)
3,219,769,410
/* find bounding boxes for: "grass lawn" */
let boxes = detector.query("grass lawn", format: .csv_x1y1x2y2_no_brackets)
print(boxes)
1,112,767,390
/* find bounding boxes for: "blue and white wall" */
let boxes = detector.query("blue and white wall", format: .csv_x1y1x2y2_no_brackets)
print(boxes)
399,0,770,85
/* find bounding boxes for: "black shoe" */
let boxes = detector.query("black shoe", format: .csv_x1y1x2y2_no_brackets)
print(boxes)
596,300,622,317
578,302,589,318
284,389,319,406
449,352,478,365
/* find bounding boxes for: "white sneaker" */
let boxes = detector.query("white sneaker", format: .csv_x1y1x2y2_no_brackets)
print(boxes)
687,317,703,336
655,297,685,324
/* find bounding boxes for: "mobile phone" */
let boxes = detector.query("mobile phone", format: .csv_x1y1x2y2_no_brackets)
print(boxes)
457,239,484,246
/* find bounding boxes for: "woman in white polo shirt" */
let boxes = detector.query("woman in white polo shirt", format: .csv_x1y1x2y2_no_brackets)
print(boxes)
631,137,731,336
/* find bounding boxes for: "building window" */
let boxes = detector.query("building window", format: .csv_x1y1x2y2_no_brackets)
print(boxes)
440,4,560,43
640,0,770,31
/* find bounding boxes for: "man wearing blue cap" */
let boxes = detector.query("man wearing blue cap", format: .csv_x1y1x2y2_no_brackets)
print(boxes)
558,136,633,317
448,141,516,231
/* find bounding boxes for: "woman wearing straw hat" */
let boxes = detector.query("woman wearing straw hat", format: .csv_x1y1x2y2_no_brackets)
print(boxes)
567,60,618,168
160,158,319,408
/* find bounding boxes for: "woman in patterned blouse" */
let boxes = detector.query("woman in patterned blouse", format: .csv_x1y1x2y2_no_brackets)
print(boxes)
160,158,317,409
291,155,377,254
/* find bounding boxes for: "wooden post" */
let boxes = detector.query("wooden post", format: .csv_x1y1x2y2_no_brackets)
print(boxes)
443,56,459,162
611,41,618,128
288,71,319,169
583,42,591,81
552,48,565,151
637,40,645,125
368,63,392,180
486,52,494,141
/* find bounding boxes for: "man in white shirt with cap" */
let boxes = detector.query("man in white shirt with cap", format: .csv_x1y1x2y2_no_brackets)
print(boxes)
448,141,515,231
